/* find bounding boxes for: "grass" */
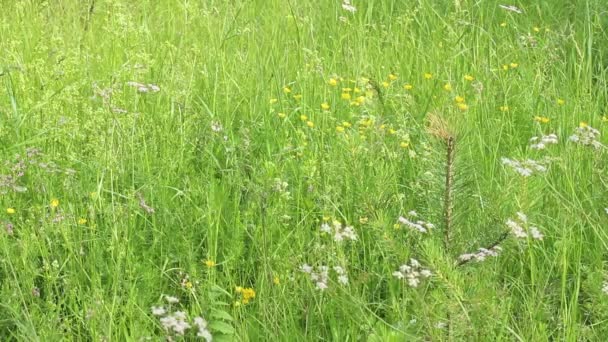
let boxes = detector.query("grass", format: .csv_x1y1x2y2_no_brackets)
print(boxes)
1,0,608,340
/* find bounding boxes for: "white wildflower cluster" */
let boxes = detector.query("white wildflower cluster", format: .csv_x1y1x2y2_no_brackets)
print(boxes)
458,246,502,263
498,5,523,13
126,81,160,93
392,258,432,288
210,121,223,132
501,157,549,177
397,210,435,233
341,0,357,13
300,264,349,290
272,178,291,199
151,295,212,341
569,124,603,149
320,221,357,242
506,212,544,240
529,133,558,150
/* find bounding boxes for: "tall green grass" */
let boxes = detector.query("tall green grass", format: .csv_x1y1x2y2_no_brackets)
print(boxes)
1,0,608,340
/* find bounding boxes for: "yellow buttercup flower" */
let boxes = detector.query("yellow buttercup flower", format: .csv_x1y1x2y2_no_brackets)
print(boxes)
499,106,509,112
443,83,452,91
336,126,345,133
534,116,550,124
300,114,308,121
321,102,330,110
510,62,518,68
464,75,474,81
341,92,352,100
388,74,398,81
78,218,87,225
283,86,291,94
50,199,59,208
424,73,433,80
557,98,565,105
381,81,390,88
306,121,314,128
454,96,465,103
328,78,338,86
457,103,469,111
403,84,413,90
204,260,216,267
6,208,16,215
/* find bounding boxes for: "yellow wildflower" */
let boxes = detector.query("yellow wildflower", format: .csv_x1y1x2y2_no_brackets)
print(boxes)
534,116,550,124
502,64,509,71
464,75,474,81
533,27,540,32
424,73,433,80
321,102,330,110
300,114,308,121
579,121,588,128
341,92,352,100
283,86,291,94
388,128,397,135
499,106,509,112
400,141,409,148
354,96,365,105
403,84,413,90
293,94,303,100
454,96,465,103
500,22,507,27
388,74,398,81
270,98,278,104
510,62,518,68
381,81,390,88
78,218,87,225
457,103,469,111
443,83,452,91
342,121,352,128
328,78,338,86
353,87,361,93
306,121,314,128
7,208,16,215
50,199,59,208
278,112,286,118
336,126,345,133
273,276,280,285
557,98,565,106
602,116,608,122
204,260,216,267
359,217,368,224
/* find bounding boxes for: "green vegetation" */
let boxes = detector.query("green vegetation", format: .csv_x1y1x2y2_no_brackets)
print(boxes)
1,0,608,340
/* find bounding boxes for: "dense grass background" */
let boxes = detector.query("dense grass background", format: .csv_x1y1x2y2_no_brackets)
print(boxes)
1,0,608,340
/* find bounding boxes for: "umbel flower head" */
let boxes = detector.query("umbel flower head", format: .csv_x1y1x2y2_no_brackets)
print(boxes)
506,212,544,241
392,258,432,288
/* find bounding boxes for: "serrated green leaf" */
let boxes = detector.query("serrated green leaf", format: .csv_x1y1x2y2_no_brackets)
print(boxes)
209,321,235,335
210,308,233,321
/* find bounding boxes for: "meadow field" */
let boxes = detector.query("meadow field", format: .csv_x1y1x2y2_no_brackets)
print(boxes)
1,0,608,340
